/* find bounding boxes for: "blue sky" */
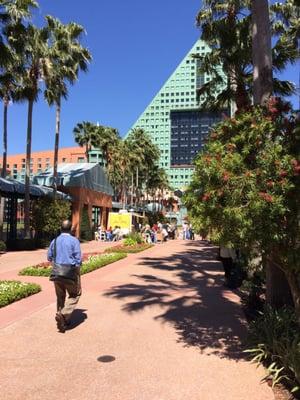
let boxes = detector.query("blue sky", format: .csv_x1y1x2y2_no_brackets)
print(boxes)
4,0,299,155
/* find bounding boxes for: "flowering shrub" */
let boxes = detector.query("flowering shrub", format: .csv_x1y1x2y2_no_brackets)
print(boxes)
19,252,127,277
185,99,300,318
0,280,41,308
105,243,153,254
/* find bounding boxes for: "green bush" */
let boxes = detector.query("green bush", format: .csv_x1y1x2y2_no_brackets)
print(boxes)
80,206,93,241
246,306,300,394
123,237,136,246
125,232,143,244
240,273,265,318
0,240,6,252
32,198,71,239
19,252,127,277
0,280,41,308
105,243,153,254
80,252,126,274
19,266,52,277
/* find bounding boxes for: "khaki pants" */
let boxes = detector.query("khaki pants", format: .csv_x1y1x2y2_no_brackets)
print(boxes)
54,269,81,323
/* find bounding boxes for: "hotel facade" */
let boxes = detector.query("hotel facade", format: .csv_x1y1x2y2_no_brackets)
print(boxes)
126,39,224,190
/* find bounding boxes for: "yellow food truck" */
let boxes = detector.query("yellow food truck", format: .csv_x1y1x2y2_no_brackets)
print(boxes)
108,211,145,232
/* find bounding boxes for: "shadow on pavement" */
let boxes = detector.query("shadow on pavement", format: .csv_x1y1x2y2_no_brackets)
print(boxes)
105,240,248,361
68,309,88,330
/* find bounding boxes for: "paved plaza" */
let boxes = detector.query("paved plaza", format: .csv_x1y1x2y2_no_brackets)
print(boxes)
0,240,273,399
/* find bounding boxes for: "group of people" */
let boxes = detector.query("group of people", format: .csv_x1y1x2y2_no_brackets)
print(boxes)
95,225,128,242
182,221,195,240
141,221,177,243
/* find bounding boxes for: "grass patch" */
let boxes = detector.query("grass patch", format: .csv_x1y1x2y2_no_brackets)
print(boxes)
0,280,41,308
105,243,153,254
19,252,127,277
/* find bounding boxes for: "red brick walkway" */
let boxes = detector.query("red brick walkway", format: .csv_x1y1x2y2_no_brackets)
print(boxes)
0,240,273,399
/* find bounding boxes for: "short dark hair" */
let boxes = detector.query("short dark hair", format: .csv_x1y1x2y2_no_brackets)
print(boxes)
61,220,72,233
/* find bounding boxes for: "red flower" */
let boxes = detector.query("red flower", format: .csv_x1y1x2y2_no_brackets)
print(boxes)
279,170,288,177
266,181,274,188
259,192,273,203
202,193,211,201
222,172,230,182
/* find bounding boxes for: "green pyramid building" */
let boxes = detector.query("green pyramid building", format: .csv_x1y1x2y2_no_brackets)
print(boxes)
126,39,224,190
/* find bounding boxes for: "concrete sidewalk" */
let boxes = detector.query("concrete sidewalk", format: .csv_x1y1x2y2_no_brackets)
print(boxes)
0,240,274,400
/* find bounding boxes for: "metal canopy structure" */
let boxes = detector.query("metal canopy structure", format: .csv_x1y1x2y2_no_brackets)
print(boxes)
0,177,71,241
0,177,70,200
33,163,114,196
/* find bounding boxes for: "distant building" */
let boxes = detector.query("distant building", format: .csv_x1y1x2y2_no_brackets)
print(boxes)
0,147,87,182
125,39,225,190
170,109,223,167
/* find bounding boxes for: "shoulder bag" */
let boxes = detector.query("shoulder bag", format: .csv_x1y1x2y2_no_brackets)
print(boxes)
49,238,77,282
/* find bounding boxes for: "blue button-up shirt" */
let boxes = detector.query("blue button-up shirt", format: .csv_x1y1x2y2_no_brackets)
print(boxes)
47,233,81,267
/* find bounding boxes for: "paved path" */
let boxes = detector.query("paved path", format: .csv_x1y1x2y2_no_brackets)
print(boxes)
0,240,274,400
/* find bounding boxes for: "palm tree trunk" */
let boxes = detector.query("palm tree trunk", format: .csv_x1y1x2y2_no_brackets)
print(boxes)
24,99,34,238
252,0,273,105
53,98,61,198
0,99,9,240
2,99,8,178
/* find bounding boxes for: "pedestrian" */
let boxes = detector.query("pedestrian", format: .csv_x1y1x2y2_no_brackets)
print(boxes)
189,224,195,240
219,246,237,287
48,220,82,333
182,221,188,239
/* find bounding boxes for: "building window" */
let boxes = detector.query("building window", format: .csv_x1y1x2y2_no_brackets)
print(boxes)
77,157,85,163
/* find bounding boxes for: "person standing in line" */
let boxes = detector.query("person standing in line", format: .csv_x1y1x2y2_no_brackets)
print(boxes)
182,221,188,240
48,220,82,333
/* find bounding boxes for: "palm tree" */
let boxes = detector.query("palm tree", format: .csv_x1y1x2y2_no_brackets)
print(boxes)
126,128,160,203
14,24,51,237
73,121,98,159
93,125,120,170
196,0,299,112
0,0,38,178
251,0,273,104
45,16,91,195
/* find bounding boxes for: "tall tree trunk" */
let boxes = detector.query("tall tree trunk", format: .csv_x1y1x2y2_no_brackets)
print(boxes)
135,167,139,206
2,99,8,178
130,173,134,207
24,100,34,238
0,99,9,240
252,0,284,309
53,98,61,198
285,270,300,325
252,0,273,105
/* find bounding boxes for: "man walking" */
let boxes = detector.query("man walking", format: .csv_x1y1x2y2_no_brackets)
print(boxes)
48,220,82,333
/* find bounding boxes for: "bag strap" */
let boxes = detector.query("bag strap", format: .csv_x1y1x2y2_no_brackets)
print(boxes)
53,238,57,263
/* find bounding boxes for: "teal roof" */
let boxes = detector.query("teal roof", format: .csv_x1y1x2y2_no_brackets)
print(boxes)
33,163,113,196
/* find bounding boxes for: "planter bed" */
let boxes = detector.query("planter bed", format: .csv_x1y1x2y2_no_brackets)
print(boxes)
104,243,153,254
19,252,127,277
0,280,41,308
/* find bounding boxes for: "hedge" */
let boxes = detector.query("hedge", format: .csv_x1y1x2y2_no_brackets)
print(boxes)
19,252,127,277
0,280,41,308
104,243,153,254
